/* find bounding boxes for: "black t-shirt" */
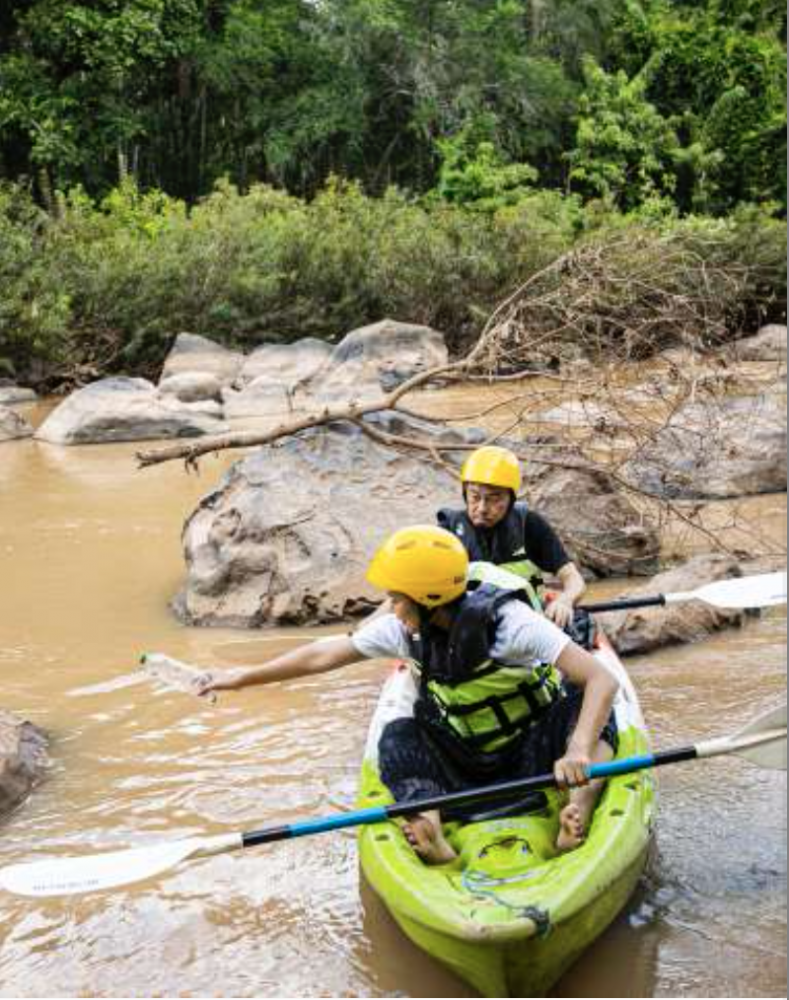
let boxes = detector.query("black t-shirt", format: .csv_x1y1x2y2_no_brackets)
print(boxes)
437,503,570,577
518,509,571,576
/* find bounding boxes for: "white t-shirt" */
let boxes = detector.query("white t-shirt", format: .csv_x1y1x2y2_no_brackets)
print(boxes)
352,602,571,670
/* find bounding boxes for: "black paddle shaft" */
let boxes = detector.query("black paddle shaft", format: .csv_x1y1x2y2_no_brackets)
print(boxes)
579,594,667,614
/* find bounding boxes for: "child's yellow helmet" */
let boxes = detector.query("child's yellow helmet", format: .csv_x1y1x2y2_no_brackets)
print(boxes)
460,445,521,492
366,525,468,608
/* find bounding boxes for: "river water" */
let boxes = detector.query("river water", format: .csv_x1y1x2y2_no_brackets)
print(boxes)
0,399,785,998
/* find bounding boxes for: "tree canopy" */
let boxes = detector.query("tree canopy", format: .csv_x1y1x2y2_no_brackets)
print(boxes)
0,0,784,213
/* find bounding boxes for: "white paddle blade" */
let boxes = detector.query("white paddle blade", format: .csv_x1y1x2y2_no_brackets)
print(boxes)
0,833,242,898
736,702,787,770
697,703,787,771
691,572,787,610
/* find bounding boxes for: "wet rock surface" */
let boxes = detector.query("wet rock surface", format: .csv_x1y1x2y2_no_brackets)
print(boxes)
0,711,48,817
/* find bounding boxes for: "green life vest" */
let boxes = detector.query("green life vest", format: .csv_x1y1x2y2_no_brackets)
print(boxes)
410,584,563,755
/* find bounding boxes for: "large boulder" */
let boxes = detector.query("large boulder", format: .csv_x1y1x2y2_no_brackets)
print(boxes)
602,555,751,656
527,465,660,577
237,339,333,391
222,378,292,419
623,391,787,499
305,319,448,405
175,415,660,627
0,405,33,442
36,377,229,445
175,414,485,627
0,712,48,816
160,333,244,385
157,371,223,404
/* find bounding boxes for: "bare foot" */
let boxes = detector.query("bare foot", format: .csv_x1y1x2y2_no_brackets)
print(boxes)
556,802,586,853
403,815,458,865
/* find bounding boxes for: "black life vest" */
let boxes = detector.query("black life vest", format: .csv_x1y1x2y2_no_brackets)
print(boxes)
437,503,545,610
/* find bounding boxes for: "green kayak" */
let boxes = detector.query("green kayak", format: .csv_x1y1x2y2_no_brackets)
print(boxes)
357,632,655,998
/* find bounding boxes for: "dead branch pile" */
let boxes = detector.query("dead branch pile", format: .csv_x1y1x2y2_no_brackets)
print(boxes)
470,232,760,375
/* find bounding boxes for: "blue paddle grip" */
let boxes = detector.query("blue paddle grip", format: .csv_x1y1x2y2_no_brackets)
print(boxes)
288,806,389,838
588,754,655,779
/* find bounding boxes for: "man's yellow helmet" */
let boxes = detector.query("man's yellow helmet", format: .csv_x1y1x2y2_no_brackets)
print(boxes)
460,445,522,493
366,525,468,609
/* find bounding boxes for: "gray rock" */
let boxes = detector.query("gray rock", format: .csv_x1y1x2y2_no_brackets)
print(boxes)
161,333,244,385
175,415,482,627
237,339,332,390
623,392,787,499
0,385,37,406
223,380,292,419
535,399,628,431
0,711,48,817
602,555,750,656
35,377,229,445
306,319,448,405
0,405,33,442
527,465,660,577
158,371,223,403
729,324,787,362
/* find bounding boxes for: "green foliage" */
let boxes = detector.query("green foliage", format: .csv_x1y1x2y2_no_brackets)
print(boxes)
609,0,787,212
434,133,538,211
1,176,782,384
567,58,679,212
0,1,783,215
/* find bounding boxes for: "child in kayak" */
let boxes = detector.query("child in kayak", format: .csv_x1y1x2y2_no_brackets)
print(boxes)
192,525,619,865
438,444,586,630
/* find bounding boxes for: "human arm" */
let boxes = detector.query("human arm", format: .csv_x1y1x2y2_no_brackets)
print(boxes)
192,636,362,697
544,562,587,628
552,642,619,787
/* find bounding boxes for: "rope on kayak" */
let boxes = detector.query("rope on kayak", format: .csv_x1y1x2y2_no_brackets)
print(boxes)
461,869,552,936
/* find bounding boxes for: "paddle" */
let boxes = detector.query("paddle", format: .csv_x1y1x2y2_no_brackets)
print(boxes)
470,562,787,614
578,571,787,615
0,703,784,899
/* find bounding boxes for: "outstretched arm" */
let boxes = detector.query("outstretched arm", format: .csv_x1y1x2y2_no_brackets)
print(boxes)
193,636,362,696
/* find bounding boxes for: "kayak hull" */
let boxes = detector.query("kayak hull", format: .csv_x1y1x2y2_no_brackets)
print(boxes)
358,633,655,998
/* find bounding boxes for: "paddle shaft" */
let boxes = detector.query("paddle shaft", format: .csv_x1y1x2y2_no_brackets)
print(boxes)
579,594,666,614
240,745,701,849
1,705,782,898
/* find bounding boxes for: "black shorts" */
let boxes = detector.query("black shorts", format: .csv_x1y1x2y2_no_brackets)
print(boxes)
378,684,618,807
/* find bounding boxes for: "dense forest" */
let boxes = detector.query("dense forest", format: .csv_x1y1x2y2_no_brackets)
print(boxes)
0,0,785,384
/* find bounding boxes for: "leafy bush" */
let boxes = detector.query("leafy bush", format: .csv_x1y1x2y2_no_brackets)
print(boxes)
0,177,783,386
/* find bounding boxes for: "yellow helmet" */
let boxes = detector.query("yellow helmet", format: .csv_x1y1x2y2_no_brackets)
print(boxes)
367,525,468,608
460,445,521,493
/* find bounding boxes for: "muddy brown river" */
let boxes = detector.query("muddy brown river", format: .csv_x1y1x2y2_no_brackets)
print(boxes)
0,399,785,998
